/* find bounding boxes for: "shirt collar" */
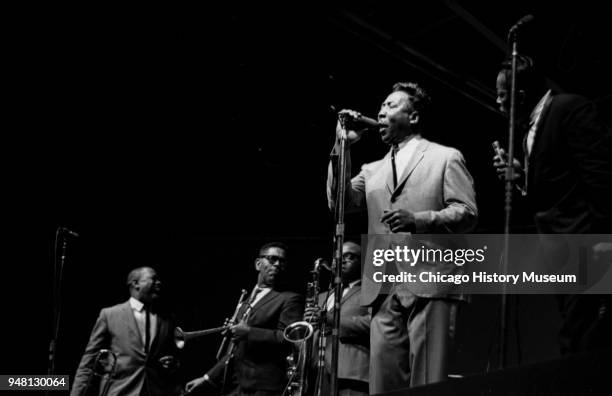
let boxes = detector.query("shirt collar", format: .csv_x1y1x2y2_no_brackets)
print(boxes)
129,296,145,312
394,134,422,151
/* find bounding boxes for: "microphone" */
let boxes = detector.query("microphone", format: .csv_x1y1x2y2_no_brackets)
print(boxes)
508,14,534,40
338,110,382,130
59,227,80,238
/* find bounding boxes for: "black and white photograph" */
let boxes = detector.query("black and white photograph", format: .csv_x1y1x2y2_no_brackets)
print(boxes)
3,2,612,395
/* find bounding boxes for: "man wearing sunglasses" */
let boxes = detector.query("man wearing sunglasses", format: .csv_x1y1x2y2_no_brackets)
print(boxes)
185,242,303,396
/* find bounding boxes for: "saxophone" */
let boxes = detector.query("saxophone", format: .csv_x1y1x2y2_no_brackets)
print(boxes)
283,258,327,396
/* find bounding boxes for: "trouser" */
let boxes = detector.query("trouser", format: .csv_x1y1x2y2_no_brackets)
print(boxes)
369,292,458,394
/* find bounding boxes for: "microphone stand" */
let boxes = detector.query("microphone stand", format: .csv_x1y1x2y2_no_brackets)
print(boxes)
48,228,65,375
330,119,349,396
499,31,520,370
46,227,76,396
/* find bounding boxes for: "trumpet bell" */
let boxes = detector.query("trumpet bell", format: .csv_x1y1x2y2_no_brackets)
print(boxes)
283,321,314,343
174,325,228,349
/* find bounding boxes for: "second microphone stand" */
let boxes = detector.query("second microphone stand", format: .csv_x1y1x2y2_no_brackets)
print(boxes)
499,32,521,370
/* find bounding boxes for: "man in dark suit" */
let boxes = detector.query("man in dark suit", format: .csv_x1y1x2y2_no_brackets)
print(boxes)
305,241,370,396
493,55,612,354
71,267,181,396
185,242,303,396
327,82,478,393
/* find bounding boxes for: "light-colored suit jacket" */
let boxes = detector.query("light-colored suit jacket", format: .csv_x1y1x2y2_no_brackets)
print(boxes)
328,138,478,305
71,301,180,396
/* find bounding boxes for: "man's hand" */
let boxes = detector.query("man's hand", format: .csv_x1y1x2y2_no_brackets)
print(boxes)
184,374,217,394
230,321,250,341
184,376,205,394
493,146,523,181
303,305,322,327
381,209,416,233
336,109,368,145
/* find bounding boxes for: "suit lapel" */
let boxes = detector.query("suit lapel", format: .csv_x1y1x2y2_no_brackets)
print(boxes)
120,301,144,351
327,282,361,313
526,94,554,194
149,314,166,357
528,94,554,161
389,139,429,200
248,289,279,317
341,282,360,305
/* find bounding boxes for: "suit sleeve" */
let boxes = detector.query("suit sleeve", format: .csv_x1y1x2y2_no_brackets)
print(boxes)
413,149,478,233
70,309,111,396
204,358,229,390
327,142,367,213
247,293,304,345
564,98,612,233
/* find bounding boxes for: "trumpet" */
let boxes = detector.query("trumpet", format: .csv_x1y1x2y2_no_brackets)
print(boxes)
283,258,327,396
216,289,249,360
174,325,229,349
174,289,249,350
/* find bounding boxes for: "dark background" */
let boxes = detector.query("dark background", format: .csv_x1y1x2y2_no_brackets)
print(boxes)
3,0,611,389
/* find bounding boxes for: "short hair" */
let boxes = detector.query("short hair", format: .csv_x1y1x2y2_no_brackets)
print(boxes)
258,241,289,256
499,54,546,94
391,81,432,120
343,240,361,249
126,266,153,288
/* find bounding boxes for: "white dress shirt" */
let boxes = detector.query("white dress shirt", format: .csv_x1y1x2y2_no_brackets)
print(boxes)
129,296,157,349
250,285,271,307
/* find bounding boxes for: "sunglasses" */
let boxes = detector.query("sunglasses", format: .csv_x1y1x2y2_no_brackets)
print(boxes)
259,255,287,265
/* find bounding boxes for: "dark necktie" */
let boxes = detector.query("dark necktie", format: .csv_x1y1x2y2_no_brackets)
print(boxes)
391,144,398,190
144,307,150,354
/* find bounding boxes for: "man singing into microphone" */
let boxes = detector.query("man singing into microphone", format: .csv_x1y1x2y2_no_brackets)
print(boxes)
327,82,477,393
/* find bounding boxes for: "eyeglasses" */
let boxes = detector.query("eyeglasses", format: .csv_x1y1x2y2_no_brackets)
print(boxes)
259,255,287,265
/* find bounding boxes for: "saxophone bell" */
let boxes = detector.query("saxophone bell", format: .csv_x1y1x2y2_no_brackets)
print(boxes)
283,321,315,344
